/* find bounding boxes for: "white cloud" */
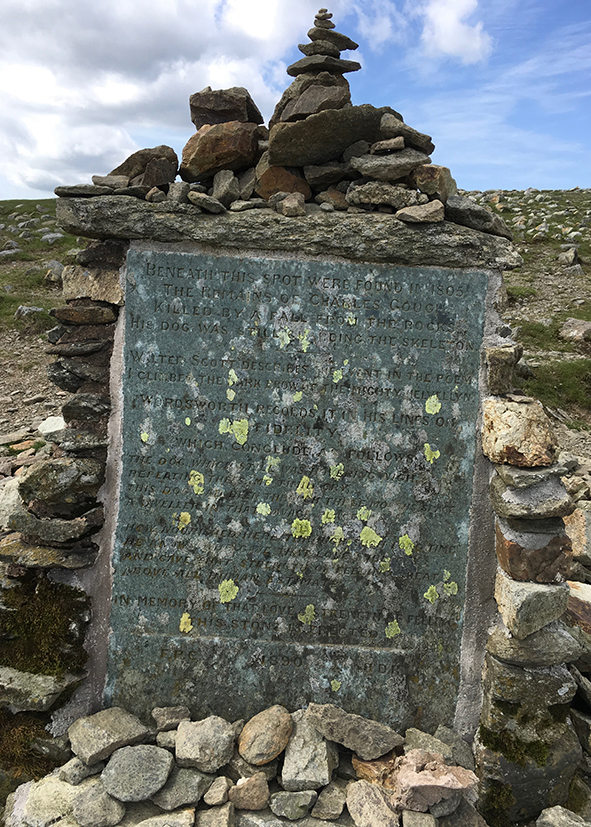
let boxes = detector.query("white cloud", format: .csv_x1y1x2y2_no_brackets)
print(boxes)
420,0,493,63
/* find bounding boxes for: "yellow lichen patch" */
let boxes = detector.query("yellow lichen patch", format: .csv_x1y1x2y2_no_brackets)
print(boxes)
256,502,271,516
219,418,249,445
425,394,442,415
293,391,303,402
140,432,149,443
357,506,372,522
296,571,304,578
179,613,193,633
333,369,343,383
228,369,238,386
227,389,236,401
296,476,314,500
298,604,315,625
331,679,342,692
424,443,441,464
424,585,439,604
322,508,336,525
263,474,273,486
444,569,451,581
385,620,401,638
291,518,312,538
330,526,344,546
398,534,414,556
278,328,292,349
188,470,205,495
360,526,383,548
266,456,281,473
219,579,239,603
379,557,391,572
185,417,191,426
330,463,345,480
444,581,459,596
346,314,357,326
298,329,311,352
173,511,191,531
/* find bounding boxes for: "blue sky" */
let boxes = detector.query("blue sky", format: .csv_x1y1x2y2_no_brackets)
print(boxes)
0,0,589,200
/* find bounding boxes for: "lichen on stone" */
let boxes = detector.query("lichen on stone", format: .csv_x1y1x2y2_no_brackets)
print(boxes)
425,394,442,414
298,604,315,625
219,417,249,445
424,585,439,604
188,470,205,495
291,518,312,538
322,508,336,525
179,613,193,633
330,463,345,480
385,620,401,638
218,579,239,603
360,526,383,548
256,502,271,516
379,557,391,572
330,526,344,546
296,476,314,500
424,443,441,464
398,534,414,556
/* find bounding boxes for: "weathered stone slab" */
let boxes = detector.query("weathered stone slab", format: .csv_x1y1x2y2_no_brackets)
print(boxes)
56,198,522,271
105,246,490,730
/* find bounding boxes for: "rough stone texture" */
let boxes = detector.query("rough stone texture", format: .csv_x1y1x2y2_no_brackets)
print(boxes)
486,618,582,667
19,775,81,827
276,192,306,216
180,121,260,182
129,807,195,827
190,86,263,130
286,55,361,77
395,201,444,223
55,197,522,270
203,775,234,806
490,474,575,520
281,709,339,792
445,194,512,240
379,114,435,154
186,191,225,213
283,85,351,123
559,318,591,343
409,165,457,203
346,780,399,827
477,727,582,822
55,185,119,198
151,706,190,731
223,748,279,783
386,750,477,813
303,161,345,190
495,517,573,583
565,503,591,566
350,150,431,181
570,665,591,708
481,655,576,740
346,183,420,209
371,137,405,153
228,772,269,810
59,757,104,785
72,779,126,827
438,798,488,827
156,731,176,750
403,729,454,762
50,304,117,325
139,157,177,190
19,457,103,509
0,665,82,713
565,580,591,642
269,105,401,168
92,174,129,188
310,781,347,819
485,344,523,395
536,806,588,827
254,153,311,201
0,533,97,569
62,394,111,422
316,187,349,210
176,717,236,772
68,707,149,765
298,40,341,57
61,264,124,305
482,398,558,467
151,766,213,810
213,170,241,207
496,462,570,489
238,705,293,766
432,726,475,772
270,71,350,129
8,500,104,546
195,802,235,827
571,709,591,752
101,745,173,802
109,146,178,182
306,704,403,760
307,26,359,50
402,813,437,827
269,791,317,820
495,567,569,639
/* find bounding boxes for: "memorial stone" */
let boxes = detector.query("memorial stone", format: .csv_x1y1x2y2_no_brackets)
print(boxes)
105,246,489,730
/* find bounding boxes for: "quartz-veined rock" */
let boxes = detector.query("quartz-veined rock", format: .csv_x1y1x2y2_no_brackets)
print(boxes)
482,398,558,467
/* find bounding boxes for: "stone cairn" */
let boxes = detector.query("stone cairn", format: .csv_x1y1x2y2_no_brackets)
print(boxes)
5,702,482,827
53,9,511,238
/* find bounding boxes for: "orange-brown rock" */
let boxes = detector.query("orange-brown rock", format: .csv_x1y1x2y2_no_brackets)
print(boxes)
409,165,457,204
352,751,399,789
254,153,311,201
495,519,572,583
238,705,292,765
180,121,260,182
316,187,349,210
482,399,557,467
227,772,269,810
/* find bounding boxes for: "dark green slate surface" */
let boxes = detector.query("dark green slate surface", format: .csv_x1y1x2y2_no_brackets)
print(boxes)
106,248,488,729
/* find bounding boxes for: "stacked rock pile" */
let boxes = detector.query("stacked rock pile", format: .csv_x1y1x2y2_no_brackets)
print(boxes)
5,702,485,827
53,9,511,240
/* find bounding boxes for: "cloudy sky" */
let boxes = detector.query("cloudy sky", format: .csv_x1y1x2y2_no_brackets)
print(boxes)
0,0,589,200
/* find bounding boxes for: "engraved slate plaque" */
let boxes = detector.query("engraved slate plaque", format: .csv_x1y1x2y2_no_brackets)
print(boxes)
106,248,488,729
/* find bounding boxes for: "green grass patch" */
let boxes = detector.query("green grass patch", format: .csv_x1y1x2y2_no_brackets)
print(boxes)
506,285,537,300
516,319,573,352
522,358,591,413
